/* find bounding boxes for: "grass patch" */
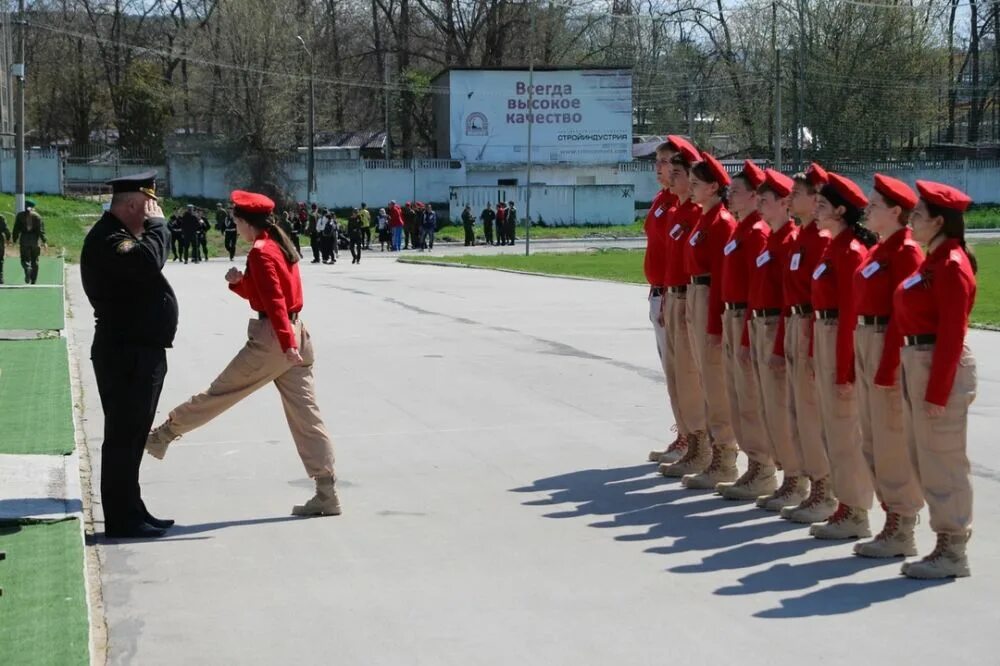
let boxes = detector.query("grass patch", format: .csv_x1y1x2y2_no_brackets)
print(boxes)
0,288,64,331
407,249,645,284
2,256,64,286
969,242,1000,326
0,338,75,455
434,221,644,243
0,519,89,666
966,205,1000,229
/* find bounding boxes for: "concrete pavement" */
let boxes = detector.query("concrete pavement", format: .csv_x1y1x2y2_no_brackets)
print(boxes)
69,253,1000,665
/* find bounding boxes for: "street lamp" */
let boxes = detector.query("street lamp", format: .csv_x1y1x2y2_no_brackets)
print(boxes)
296,35,316,202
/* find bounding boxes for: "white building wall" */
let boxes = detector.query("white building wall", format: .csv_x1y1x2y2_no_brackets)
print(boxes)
450,184,634,226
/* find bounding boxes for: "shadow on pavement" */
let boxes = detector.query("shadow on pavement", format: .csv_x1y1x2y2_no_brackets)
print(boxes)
97,515,307,543
754,577,954,618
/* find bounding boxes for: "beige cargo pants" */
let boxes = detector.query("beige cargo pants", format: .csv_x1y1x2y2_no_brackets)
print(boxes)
663,291,706,435
813,319,873,509
166,318,336,479
650,293,683,434
784,314,831,480
855,324,923,516
900,344,976,534
687,284,736,448
723,308,769,463
750,315,802,473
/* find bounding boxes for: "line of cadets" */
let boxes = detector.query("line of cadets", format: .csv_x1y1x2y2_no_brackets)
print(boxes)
643,135,978,580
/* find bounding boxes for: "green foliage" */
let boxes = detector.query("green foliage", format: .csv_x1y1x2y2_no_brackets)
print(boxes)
116,61,171,159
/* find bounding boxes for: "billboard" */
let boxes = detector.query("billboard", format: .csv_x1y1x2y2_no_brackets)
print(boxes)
447,69,632,165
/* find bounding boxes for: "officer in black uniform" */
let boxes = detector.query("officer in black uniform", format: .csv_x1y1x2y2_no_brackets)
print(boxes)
81,170,178,539
197,209,209,260
180,204,201,263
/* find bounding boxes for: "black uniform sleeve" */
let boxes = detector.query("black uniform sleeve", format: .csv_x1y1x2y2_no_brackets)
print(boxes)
0,217,9,242
102,217,171,278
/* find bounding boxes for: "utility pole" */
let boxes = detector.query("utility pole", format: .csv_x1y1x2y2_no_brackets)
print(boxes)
15,0,25,213
796,0,805,167
525,0,535,257
383,56,391,160
772,0,782,170
296,36,316,202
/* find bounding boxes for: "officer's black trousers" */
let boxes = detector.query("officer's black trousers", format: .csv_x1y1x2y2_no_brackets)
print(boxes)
199,236,208,260
484,222,494,245
350,239,362,263
291,234,302,256
170,234,181,260
92,344,167,532
464,224,475,246
19,245,39,283
311,235,321,262
224,232,237,260
0,253,5,283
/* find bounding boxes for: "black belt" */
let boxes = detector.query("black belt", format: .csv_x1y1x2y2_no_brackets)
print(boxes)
258,311,300,322
815,309,839,320
650,286,664,297
789,304,813,316
666,285,687,294
724,302,748,311
752,308,781,319
904,334,936,347
690,274,711,286
858,315,890,326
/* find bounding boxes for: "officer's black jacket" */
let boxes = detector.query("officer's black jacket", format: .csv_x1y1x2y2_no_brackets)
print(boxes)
81,212,178,348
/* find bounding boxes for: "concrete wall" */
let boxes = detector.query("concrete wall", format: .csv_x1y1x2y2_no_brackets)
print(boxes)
0,150,63,194
449,184,634,226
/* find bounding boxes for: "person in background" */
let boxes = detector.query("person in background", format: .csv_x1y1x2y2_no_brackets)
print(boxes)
318,209,336,264
422,204,437,251
348,208,363,264
197,208,210,261
359,203,372,250
506,201,518,245
180,204,201,263
377,207,389,251
403,202,416,250
462,204,476,246
168,212,182,261
13,199,46,283
0,211,10,284
480,203,495,246
496,202,508,246
388,200,404,251
215,202,228,232
223,206,239,261
307,203,321,263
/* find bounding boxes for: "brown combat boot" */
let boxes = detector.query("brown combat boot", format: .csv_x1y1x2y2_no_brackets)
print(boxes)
809,503,871,540
682,443,738,489
855,512,918,558
649,428,685,463
756,475,810,512
659,432,711,477
781,476,838,523
716,460,778,500
292,477,342,517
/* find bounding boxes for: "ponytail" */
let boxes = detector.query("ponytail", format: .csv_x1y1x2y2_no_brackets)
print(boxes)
236,209,301,265
820,183,877,248
927,202,978,275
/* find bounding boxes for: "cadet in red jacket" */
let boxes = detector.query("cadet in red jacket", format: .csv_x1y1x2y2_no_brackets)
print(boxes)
657,144,707,476
645,137,689,465
145,190,341,518
718,169,801,501
781,164,836,523
808,174,877,539
697,160,769,491
662,152,738,484
893,180,977,579
853,175,925,559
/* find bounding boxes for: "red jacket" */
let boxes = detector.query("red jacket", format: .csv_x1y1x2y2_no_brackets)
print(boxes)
643,189,673,286
229,230,304,352
855,227,924,386
890,239,976,406
783,221,831,308
811,230,869,384
388,205,404,228
685,201,737,336
744,220,797,349
721,211,768,305
662,199,701,288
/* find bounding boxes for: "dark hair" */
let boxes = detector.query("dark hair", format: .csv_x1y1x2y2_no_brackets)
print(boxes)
876,192,911,228
792,172,819,195
690,161,730,205
669,153,692,171
731,173,758,191
235,209,300,265
655,141,678,156
819,184,877,248
926,201,978,274
756,182,787,199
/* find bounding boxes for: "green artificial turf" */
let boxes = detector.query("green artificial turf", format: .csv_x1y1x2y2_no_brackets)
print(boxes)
0,287,64,331
2,256,64,286
0,519,89,666
0,338,75,455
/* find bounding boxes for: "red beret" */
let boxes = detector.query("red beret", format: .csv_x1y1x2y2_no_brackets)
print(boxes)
666,134,700,165
231,190,275,215
805,162,829,187
826,173,869,210
740,159,766,189
698,151,731,187
763,168,794,198
873,174,917,210
915,180,972,212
